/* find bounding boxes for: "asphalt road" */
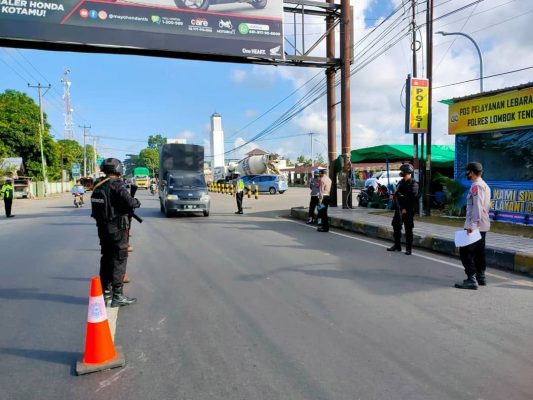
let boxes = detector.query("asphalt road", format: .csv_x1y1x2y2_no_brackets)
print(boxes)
1,188,532,400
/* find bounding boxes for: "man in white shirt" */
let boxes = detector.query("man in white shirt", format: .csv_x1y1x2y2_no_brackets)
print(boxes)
455,162,491,290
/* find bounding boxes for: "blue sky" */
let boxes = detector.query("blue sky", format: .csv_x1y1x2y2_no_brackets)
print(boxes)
1,0,532,163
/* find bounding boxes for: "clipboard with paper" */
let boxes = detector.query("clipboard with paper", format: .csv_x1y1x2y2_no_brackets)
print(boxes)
454,229,482,247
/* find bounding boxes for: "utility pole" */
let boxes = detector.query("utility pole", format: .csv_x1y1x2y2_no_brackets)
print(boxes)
411,0,419,173
411,0,423,216
93,138,97,174
28,83,51,197
326,0,337,207
424,0,434,216
340,0,352,208
79,124,91,177
60,145,64,193
309,132,318,166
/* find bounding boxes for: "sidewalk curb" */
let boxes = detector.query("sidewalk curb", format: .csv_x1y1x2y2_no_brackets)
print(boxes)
290,207,533,277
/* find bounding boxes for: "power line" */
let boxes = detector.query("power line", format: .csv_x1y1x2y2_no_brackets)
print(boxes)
433,65,533,89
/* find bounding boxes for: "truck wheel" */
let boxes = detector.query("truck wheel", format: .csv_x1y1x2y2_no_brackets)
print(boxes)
269,187,277,195
251,0,267,8
176,0,209,10
203,210,210,217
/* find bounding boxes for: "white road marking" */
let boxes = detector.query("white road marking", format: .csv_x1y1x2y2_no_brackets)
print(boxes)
107,307,119,339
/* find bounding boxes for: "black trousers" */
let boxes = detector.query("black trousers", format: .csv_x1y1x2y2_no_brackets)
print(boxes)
97,220,129,290
391,210,414,250
236,191,244,212
308,196,319,219
4,198,12,217
317,196,330,230
459,231,487,278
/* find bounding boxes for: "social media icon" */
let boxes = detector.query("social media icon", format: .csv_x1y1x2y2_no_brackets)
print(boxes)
98,10,107,20
79,8,89,18
89,10,98,19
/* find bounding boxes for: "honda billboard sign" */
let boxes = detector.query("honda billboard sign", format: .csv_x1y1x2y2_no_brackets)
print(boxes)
0,0,284,60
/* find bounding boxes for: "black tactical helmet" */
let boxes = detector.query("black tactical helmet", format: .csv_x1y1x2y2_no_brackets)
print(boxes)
399,163,414,176
466,162,483,174
101,158,124,175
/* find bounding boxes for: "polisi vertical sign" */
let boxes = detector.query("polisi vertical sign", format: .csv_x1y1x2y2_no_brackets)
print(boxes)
405,76,429,134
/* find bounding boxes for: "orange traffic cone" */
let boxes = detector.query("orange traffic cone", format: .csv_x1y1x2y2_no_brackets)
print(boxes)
76,276,125,375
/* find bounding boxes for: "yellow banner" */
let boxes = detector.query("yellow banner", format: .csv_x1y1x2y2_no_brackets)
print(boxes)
448,86,533,134
409,78,429,133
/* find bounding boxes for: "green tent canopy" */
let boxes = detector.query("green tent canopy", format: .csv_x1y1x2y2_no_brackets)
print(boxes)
348,144,454,168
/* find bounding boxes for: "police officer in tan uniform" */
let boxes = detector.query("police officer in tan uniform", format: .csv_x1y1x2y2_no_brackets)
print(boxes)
455,162,491,290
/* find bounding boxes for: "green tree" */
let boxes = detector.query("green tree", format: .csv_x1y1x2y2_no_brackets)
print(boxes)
139,148,159,176
0,89,58,180
57,139,83,178
148,134,167,149
124,154,140,177
315,153,327,167
297,155,312,166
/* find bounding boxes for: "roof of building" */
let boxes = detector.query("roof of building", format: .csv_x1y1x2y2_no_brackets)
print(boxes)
442,82,533,104
245,148,269,156
1,157,23,171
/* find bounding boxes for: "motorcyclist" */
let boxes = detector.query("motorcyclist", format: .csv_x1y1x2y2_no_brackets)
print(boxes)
71,181,86,206
150,181,157,195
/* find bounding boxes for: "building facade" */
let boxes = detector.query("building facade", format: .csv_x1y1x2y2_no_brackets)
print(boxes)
446,83,533,225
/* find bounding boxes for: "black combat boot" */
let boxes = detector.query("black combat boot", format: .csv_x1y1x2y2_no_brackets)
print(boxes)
103,283,112,305
387,244,402,252
454,276,478,290
476,273,487,286
111,286,137,307
404,247,412,255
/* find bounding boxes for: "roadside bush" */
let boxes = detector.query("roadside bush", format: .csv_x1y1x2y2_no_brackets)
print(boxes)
433,173,467,217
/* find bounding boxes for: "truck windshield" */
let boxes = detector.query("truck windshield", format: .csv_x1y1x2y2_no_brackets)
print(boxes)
169,174,205,189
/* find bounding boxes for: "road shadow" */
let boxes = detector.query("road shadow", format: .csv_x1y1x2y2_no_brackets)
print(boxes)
47,222,94,226
236,262,450,296
0,347,79,374
50,277,91,282
0,288,87,305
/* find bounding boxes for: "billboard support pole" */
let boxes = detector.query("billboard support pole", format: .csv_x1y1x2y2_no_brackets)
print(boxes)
424,0,433,216
340,0,352,209
326,0,337,207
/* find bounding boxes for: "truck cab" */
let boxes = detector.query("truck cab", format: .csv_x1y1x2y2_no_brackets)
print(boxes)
158,144,210,218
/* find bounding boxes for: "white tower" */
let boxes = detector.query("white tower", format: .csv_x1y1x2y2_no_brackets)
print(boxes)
61,68,74,140
210,112,225,168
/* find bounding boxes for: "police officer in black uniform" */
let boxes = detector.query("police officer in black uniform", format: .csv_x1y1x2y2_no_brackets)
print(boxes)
387,163,419,255
91,158,140,307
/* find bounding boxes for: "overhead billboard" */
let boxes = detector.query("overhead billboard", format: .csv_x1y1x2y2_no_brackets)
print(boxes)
0,0,284,60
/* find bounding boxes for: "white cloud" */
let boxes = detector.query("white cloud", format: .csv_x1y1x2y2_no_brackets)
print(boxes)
255,0,533,160
232,137,260,159
245,109,257,118
230,69,247,83
177,130,196,139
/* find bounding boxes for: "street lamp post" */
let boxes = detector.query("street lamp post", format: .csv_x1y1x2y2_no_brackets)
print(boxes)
436,31,484,93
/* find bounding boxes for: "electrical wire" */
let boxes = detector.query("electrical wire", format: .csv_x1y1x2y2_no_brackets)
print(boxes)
433,65,533,89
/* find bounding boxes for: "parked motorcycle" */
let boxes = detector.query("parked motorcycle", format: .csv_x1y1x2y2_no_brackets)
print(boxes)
357,183,390,208
73,193,84,208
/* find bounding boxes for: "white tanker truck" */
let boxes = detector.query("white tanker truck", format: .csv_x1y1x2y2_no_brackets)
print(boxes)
213,154,280,183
